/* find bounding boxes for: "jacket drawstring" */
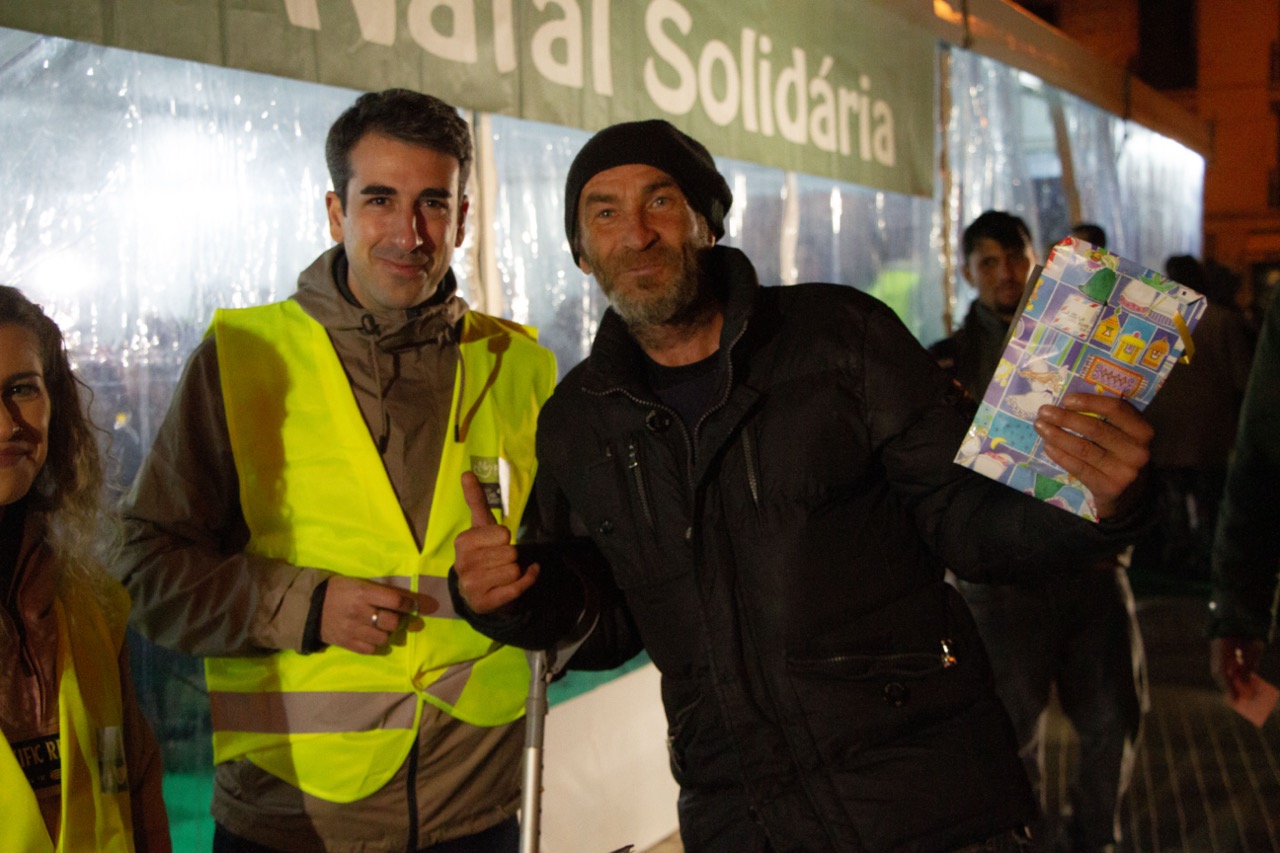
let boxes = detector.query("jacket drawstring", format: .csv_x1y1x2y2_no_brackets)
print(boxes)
359,313,391,454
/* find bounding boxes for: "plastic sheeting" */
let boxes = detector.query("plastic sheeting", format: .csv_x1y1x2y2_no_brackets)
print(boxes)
941,46,1204,331
946,49,1043,242
0,30,361,469
1116,123,1205,273
484,115,946,367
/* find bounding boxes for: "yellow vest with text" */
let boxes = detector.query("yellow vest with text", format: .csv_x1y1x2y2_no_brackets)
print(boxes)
204,300,556,802
1,588,136,852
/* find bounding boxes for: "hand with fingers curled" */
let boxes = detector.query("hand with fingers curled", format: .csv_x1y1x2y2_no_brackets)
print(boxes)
320,575,420,655
453,471,541,615
1033,392,1153,520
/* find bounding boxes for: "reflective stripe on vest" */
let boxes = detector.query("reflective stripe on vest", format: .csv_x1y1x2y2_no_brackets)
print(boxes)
1,590,135,853
204,301,555,802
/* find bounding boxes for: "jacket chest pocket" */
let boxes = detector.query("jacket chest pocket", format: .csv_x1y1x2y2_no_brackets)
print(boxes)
578,433,691,590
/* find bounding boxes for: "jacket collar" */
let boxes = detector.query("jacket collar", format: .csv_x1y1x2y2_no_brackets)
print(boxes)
579,244,761,396
291,245,468,351
962,299,1012,340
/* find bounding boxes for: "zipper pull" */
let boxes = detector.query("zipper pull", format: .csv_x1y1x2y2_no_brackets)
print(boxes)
940,639,957,668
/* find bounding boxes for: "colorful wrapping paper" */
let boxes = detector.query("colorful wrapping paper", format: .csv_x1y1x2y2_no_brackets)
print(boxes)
955,237,1208,521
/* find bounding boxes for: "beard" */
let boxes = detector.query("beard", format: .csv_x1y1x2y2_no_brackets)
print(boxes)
590,240,709,330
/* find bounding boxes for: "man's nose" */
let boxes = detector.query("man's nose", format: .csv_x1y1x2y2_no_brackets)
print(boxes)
393,208,428,251
620,209,659,249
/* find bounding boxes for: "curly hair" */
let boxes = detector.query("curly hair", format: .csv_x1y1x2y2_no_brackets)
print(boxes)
0,286,120,616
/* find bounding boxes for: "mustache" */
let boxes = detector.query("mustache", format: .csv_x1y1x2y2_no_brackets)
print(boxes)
610,244,682,269
375,249,431,265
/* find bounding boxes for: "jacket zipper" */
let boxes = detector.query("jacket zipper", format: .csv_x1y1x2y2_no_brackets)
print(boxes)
586,385,688,531
796,639,960,675
741,429,760,510
586,316,751,533
626,439,656,530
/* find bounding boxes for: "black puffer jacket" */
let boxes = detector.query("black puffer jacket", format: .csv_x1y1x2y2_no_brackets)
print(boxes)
460,246,1146,852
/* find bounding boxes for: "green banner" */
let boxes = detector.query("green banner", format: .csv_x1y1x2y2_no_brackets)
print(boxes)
1,0,935,196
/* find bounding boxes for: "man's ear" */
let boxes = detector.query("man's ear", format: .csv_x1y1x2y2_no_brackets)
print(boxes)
576,244,593,276
454,196,470,248
325,191,345,243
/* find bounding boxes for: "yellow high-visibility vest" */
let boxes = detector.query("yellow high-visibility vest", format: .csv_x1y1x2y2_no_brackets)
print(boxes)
204,300,555,802
1,584,136,852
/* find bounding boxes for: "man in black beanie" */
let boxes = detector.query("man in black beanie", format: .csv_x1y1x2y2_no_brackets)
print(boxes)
453,119,1157,852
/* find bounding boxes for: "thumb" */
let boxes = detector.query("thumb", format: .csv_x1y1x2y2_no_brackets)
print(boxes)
461,470,498,527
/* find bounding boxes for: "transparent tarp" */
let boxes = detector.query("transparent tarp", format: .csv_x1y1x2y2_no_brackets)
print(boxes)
0,30,363,458
484,115,598,373
944,44,1204,306
1115,122,1205,272
946,49,1043,242
485,116,945,364
1059,90,1129,255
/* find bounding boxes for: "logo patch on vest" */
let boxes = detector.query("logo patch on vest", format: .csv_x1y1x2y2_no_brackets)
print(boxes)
10,733,60,794
98,726,128,794
471,456,510,518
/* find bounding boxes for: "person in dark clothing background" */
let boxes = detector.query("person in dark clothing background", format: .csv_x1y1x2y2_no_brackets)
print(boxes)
928,211,1146,853
452,124,1157,853
1132,255,1255,585
1208,286,1280,705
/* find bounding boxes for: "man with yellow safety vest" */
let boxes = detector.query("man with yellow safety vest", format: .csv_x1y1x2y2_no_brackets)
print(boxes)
115,89,556,852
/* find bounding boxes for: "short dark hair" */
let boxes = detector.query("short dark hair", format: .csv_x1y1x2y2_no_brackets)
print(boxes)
325,89,473,210
962,210,1033,259
1070,222,1108,248
1165,255,1205,291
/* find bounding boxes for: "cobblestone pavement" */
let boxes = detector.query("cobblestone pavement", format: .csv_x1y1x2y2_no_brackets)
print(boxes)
1043,594,1280,853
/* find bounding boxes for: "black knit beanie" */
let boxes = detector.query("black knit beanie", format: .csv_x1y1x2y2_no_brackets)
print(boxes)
564,119,733,264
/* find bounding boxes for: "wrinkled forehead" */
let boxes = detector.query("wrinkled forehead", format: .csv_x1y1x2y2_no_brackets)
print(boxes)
579,163,682,204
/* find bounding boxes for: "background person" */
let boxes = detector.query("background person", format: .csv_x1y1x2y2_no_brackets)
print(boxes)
929,212,1146,853
1069,222,1108,248
0,284,170,852
1208,289,1280,703
452,121,1156,853
1133,255,1255,585
114,90,556,852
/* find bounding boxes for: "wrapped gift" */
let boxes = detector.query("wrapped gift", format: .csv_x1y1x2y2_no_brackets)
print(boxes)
955,237,1207,520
